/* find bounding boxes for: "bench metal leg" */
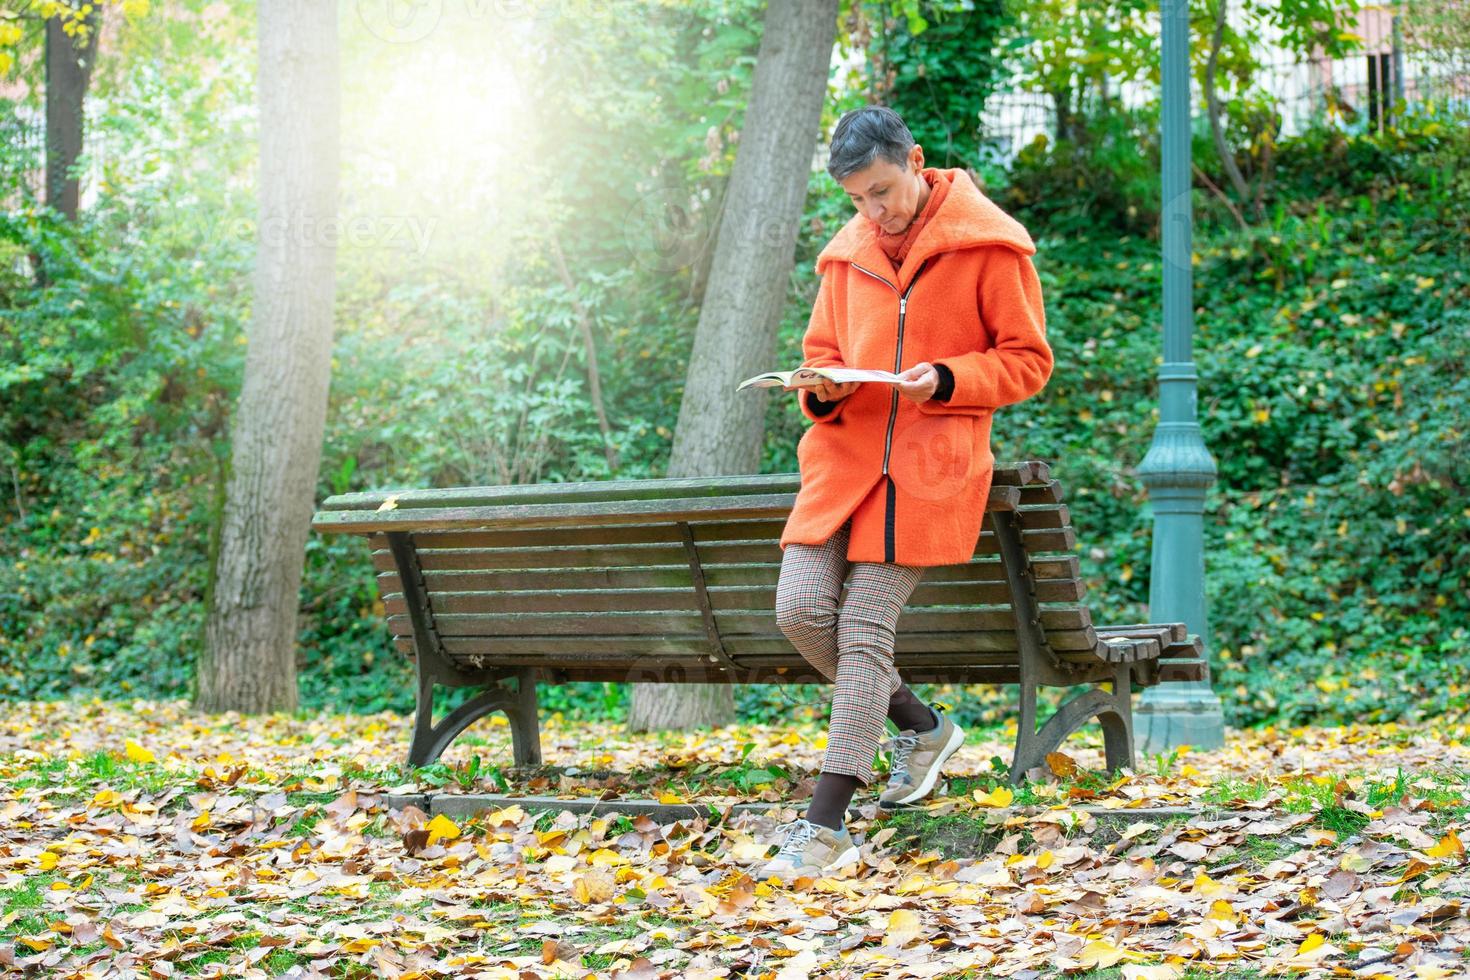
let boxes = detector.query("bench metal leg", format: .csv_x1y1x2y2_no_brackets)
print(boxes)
507,668,543,768
1100,663,1135,773
992,510,1137,783
387,531,543,769
407,666,543,769
1010,663,1136,783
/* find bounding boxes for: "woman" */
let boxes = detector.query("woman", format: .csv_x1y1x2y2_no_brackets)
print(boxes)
757,106,1054,880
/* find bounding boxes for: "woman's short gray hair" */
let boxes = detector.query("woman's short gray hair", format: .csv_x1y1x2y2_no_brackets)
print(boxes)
826,106,915,182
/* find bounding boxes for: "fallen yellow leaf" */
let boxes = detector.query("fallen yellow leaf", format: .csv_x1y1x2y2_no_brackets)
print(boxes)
1426,830,1463,861
973,786,1014,808
425,813,460,845
573,870,616,905
885,908,922,947
1296,932,1326,956
1206,899,1238,924
1078,939,1130,969
124,740,155,764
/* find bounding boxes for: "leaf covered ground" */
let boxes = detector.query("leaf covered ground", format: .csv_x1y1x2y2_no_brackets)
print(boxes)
1,699,1467,979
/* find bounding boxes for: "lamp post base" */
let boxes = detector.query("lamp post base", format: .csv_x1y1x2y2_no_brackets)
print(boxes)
1134,681,1226,756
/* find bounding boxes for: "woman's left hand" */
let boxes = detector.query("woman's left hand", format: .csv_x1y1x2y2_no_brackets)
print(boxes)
896,362,940,403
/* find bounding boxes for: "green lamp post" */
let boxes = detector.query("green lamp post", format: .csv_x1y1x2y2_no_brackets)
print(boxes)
1133,0,1227,753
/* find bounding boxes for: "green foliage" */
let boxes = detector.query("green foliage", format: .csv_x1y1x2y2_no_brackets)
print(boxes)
1017,119,1470,727
847,0,1015,170
1002,105,1162,236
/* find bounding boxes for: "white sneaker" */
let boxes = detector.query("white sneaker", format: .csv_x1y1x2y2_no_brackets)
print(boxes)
754,817,861,879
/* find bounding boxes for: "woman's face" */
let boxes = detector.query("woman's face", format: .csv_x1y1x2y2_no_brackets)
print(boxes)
839,144,925,234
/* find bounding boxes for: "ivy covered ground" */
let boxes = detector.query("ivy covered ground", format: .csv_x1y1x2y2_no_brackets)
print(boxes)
2,700,1467,978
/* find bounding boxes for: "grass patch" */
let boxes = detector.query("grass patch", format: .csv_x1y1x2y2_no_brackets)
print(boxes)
1206,834,1303,870
1201,775,1275,806
878,809,1011,860
2,871,65,946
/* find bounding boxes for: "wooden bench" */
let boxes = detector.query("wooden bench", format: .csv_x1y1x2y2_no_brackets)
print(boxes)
309,460,1209,785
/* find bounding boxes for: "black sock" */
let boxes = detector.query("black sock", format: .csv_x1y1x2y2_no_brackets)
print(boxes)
805,771,862,830
887,684,938,734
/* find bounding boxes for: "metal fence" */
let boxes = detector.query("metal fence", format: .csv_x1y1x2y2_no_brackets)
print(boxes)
2,105,122,211
980,7,1469,160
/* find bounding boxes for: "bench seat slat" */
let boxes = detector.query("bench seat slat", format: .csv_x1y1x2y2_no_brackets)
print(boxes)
361,528,1077,569
375,569,1089,604
388,634,1131,666
382,606,1098,638
371,549,1084,583
377,582,1092,614
392,631,1069,657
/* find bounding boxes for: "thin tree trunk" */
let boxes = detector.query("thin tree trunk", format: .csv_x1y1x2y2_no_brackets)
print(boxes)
628,0,840,734
1050,85,1075,144
1191,162,1248,232
687,178,729,310
44,6,98,220
35,4,101,284
196,0,339,714
1205,0,1252,208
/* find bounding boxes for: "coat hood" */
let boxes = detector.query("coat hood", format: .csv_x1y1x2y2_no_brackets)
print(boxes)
815,167,1034,277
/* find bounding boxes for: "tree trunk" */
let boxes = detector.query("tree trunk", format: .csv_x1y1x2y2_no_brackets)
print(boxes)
1050,85,1074,144
627,0,840,734
36,4,101,284
44,5,99,220
196,0,339,714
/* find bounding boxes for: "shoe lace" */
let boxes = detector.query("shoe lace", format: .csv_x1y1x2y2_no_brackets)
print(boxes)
883,732,921,784
773,819,820,862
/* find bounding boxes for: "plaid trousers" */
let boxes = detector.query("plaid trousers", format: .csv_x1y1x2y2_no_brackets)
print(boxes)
774,516,926,786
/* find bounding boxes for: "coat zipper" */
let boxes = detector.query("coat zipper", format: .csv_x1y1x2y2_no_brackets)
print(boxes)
851,260,928,476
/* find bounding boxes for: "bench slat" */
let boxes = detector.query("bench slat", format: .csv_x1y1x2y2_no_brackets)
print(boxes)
316,461,1055,516
426,664,1128,687
361,528,1077,571
388,634,1127,667
371,549,1083,584
361,504,1070,552
384,606,1098,638
1156,660,1208,683
377,579,1091,614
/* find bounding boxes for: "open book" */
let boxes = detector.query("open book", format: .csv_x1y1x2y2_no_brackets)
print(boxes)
736,365,905,392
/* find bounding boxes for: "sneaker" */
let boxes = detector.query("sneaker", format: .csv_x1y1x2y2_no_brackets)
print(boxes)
754,817,861,880
877,704,966,810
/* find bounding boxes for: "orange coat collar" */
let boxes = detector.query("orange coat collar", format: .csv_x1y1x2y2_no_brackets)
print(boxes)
816,167,1036,291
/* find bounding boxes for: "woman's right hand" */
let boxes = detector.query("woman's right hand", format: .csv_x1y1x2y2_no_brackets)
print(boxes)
784,378,860,402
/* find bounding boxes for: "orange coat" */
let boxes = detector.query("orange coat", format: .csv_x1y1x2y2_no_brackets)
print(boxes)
778,167,1054,566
